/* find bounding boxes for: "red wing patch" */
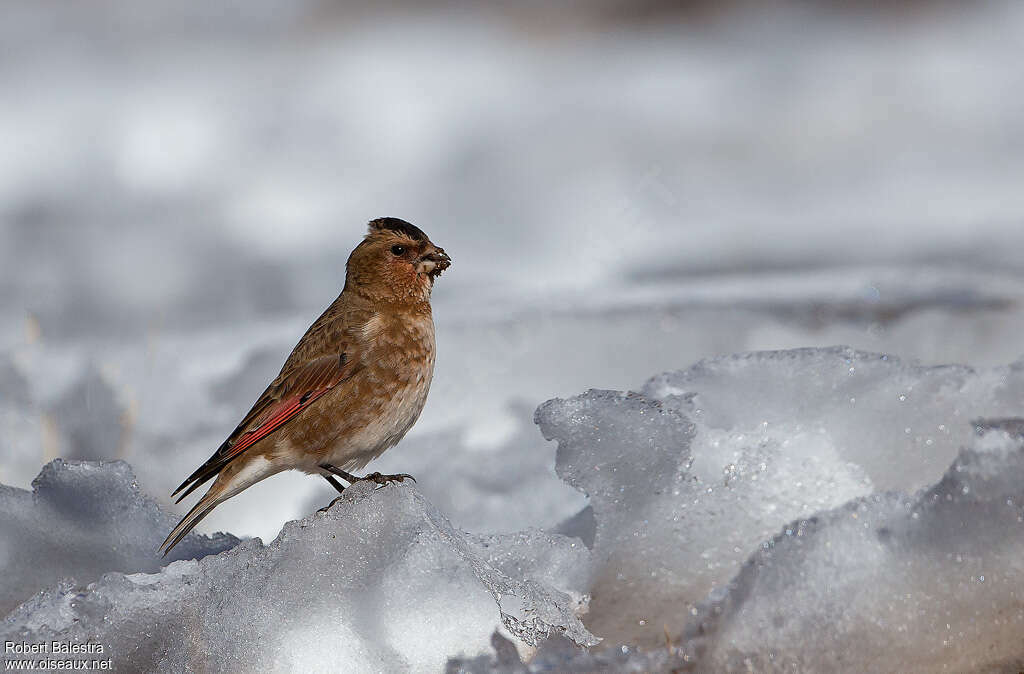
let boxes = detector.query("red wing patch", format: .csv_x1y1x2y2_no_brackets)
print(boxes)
219,388,329,461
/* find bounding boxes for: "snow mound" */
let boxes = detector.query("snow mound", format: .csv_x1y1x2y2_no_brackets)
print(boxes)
686,419,1024,672
0,459,238,616
536,386,873,647
2,480,595,672
533,347,1024,648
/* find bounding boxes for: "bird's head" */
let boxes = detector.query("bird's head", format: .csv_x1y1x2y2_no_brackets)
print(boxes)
345,217,451,305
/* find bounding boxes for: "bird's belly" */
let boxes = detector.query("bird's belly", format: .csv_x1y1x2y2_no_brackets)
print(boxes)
321,378,431,471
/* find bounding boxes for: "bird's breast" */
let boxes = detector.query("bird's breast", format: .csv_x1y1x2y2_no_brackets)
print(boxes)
318,313,436,469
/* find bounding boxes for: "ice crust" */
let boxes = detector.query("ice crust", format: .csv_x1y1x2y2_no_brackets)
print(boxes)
0,459,238,616
2,479,595,672
686,421,1024,672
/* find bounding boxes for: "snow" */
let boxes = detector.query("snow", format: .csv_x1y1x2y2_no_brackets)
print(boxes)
644,347,1019,494
533,347,1024,648
536,384,872,647
7,348,1024,670
454,355,1024,671
2,479,594,672
685,420,1024,672
0,459,237,617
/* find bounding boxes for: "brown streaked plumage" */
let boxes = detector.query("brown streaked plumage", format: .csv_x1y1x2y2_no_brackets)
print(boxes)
160,217,451,554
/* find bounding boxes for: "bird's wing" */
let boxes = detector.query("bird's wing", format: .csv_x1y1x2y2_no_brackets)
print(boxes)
171,351,357,503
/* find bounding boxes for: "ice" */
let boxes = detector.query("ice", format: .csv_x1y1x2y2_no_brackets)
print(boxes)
2,480,595,672
536,386,874,647
7,353,1024,671
0,459,238,616
533,347,1024,650
458,358,1024,671
685,420,1024,672
644,346,1024,493
466,530,592,611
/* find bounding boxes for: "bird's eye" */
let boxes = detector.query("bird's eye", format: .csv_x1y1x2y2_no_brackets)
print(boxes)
390,245,406,256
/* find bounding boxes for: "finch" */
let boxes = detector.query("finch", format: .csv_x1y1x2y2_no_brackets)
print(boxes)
160,218,451,554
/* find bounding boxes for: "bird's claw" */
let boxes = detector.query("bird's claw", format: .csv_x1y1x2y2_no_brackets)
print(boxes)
363,471,416,486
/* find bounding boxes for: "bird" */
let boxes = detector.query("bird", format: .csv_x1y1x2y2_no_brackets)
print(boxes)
160,217,451,555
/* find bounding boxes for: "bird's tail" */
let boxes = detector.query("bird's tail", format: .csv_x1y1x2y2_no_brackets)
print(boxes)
161,458,281,556
160,486,226,556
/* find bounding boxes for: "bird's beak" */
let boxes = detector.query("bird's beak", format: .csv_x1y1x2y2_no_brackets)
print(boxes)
417,247,451,279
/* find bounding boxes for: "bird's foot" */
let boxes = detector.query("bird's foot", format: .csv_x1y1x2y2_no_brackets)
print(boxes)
319,463,416,488
362,471,416,486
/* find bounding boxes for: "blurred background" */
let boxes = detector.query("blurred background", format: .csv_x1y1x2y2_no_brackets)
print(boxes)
3,0,1024,541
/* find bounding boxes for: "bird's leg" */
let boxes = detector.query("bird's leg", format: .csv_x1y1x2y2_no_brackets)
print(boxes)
323,474,346,494
317,473,348,513
320,463,416,487
320,464,361,483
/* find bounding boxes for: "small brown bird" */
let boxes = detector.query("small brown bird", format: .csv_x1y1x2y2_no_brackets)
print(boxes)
160,218,451,554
